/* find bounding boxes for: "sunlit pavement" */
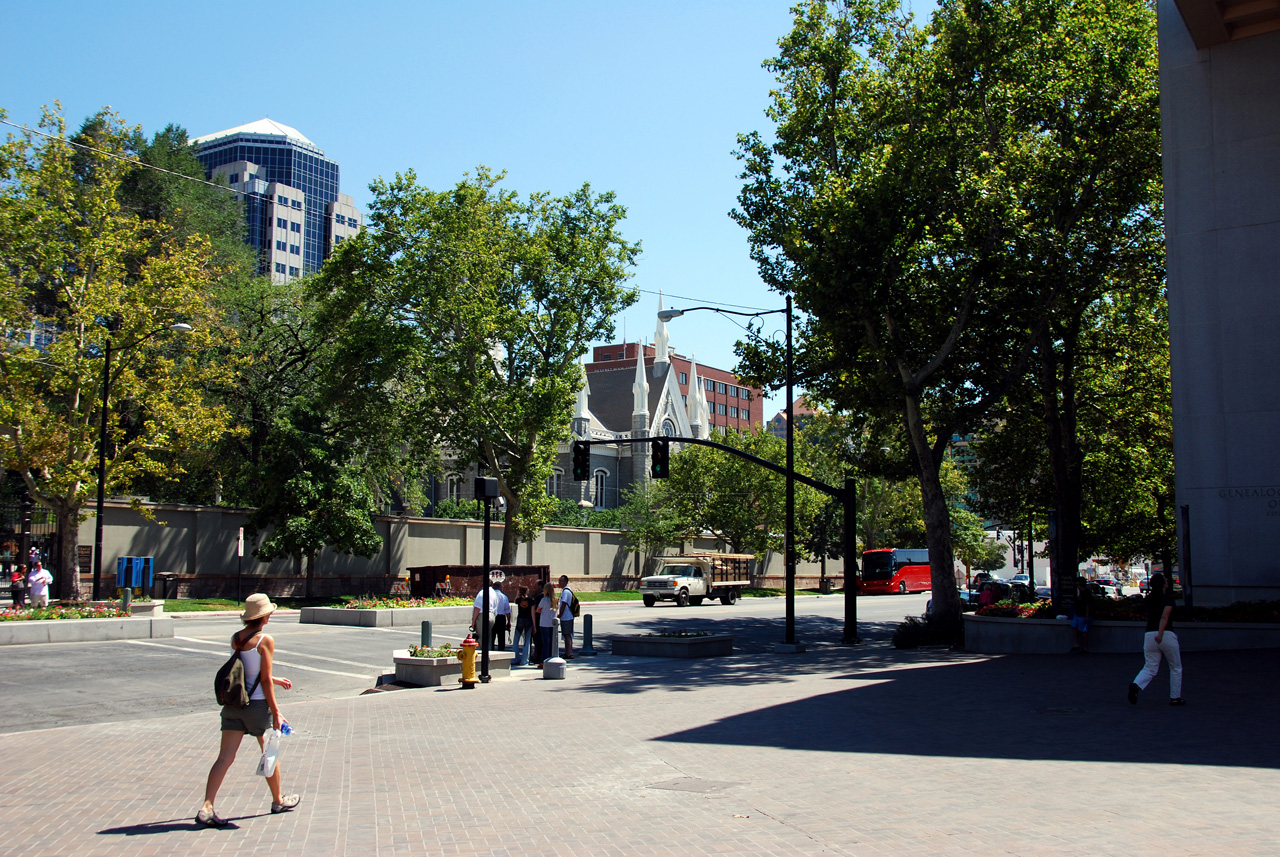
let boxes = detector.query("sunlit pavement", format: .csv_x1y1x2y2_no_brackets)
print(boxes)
2,601,1276,856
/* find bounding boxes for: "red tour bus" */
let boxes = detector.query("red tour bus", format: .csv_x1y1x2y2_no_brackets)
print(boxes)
858,548,931,595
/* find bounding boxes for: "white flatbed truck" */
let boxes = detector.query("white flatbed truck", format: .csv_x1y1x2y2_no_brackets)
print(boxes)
640,553,753,607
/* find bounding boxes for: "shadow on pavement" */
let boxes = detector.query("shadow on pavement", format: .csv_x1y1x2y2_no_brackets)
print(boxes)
98,817,240,835
648,647,1280,769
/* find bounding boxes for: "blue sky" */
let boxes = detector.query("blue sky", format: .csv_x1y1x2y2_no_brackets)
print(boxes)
4,1,933,416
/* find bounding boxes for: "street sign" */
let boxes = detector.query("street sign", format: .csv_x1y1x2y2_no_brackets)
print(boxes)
237,527,244,558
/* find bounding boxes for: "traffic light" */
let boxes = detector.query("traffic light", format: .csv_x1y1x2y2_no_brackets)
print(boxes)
650,437,670,479
571,440,590,481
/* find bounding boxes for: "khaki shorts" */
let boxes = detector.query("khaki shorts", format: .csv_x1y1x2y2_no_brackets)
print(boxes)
221,699,272,736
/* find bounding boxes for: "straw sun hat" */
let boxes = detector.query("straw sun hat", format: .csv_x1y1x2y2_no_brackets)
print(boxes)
241,593,278,622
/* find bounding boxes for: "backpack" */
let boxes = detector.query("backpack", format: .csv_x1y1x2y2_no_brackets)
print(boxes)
568,590,581,618
215,636,261,708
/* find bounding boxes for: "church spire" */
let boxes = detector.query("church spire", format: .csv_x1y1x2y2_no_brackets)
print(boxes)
632,341,649,416
653,293,670,367
686,354,708,438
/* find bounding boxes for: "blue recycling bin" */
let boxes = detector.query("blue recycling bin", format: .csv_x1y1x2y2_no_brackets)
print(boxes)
115,557,154,591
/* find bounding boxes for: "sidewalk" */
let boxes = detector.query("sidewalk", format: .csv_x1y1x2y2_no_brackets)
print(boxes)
2,635,1278,856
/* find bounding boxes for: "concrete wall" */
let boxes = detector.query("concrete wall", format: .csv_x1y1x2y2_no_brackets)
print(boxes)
1162,2,1280,603
80,501,845,596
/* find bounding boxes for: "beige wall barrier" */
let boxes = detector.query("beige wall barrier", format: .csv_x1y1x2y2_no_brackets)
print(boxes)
77,500,845,597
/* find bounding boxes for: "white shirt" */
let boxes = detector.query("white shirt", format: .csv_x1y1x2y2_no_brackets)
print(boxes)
28,568,52,598
473,587,510,617
537,596,556,627
558,586,574,621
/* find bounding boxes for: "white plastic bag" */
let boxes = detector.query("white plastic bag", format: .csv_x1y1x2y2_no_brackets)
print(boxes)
255,728,282,777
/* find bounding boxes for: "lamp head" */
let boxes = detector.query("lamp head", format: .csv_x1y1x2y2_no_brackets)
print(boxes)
656,309,684,322
167,323,194,333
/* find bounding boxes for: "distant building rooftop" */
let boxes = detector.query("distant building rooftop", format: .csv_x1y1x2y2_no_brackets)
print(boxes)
191,119,323,156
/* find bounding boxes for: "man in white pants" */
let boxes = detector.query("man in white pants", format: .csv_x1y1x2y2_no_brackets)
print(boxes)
1128,573,1184,706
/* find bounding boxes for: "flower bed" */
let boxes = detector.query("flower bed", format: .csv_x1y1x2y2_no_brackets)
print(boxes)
1,604,131,622
392,647,513,686
301,603,473,627
977,597,1280,624
346,595,471,609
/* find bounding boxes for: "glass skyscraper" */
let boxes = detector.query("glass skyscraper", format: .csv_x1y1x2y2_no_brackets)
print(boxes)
192,119,361,282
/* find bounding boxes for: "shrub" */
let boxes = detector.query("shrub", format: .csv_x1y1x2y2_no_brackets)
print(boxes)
892,612,963,648
346,596,470,609
1,604,131,622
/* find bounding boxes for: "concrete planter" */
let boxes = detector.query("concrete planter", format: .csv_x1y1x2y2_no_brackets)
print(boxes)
392,648,514,686
964,613,1280,654
301,605,473,628
87,600,164,618
0,616,174,646
610,634,734,658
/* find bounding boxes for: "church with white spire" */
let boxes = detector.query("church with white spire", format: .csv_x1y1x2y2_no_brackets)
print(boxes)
558,300,765,509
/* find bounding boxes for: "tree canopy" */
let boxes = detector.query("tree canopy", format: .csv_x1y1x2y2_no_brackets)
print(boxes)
316,167,639,563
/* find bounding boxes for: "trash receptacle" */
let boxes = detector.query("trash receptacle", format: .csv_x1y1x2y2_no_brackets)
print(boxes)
153,572,176,600
820,578,832,595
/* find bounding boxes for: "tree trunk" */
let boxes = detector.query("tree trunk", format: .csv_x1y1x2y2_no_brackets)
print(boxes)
305,550,316,598
54,506,83,602
1036,324,1084,593
903,394,960,626
499,496,520,565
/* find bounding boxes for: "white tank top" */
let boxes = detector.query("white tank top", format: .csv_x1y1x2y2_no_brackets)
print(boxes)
235,635,266,701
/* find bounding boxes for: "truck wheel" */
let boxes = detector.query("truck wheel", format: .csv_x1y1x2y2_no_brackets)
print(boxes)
675,589,689,607
690,596,704,606
720,590,738,606
899,581,908,594
643,594,656,608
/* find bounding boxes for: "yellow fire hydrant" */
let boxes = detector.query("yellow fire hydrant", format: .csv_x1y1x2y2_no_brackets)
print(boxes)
458,633,478,689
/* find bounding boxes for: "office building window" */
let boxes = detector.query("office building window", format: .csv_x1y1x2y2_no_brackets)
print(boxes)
335,235,344,244
277,217,288,229
290,244,300,255
274,262,286,274
277,195,288,205
718,382,727,394
290,222,301,233
291,199,302,209
729,407,739,418
228,173,239,184
718,403,727,415
679,372,688,384
618,352,625,359
730,385,739,397
288,266,300,277
276,240,287,251
705,379,715,392
335,214,345,225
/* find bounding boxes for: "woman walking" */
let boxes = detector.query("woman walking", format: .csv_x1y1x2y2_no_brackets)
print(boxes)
512,585,536,666
1128,573,1185,706
535,582,557,666
196,594,301,827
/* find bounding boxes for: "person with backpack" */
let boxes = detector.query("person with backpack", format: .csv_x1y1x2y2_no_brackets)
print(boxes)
196,594,300,827
557,574,580,660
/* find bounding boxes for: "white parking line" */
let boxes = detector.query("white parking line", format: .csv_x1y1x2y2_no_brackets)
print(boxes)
124,639,373,679
173,636,385,670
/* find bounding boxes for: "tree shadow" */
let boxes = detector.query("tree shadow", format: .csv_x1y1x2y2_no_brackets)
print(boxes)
648,648,1280,769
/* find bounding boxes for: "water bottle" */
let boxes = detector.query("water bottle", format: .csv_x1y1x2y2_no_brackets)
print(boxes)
280,720,292,736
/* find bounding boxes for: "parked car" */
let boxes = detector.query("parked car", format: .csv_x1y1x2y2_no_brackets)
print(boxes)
1036,586,1052,599
1086,582,1112,600
1010,573,1031,586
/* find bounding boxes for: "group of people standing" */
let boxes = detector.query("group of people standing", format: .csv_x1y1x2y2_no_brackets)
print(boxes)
471,574,578,665
8,549,52,610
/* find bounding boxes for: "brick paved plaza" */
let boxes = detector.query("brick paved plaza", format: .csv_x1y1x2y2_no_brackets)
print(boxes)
2,626,1278,857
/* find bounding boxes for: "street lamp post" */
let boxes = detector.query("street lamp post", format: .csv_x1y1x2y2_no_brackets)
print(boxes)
658,297,801,649
92,322,193,602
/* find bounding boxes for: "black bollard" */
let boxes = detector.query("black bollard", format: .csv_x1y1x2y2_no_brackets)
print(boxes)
421,620,432,648
579,614,597,656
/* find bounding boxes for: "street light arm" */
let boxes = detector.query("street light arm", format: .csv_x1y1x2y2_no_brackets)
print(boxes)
658,305,785,322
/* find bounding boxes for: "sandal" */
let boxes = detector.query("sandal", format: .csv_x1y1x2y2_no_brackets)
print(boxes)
271,793,301,814
195,808,229,828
